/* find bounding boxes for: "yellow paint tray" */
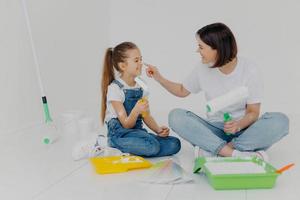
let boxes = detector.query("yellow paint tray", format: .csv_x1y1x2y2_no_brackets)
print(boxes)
90,155,152,174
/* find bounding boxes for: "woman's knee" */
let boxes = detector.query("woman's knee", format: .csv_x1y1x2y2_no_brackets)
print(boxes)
168,108,187,130
265,112,289,137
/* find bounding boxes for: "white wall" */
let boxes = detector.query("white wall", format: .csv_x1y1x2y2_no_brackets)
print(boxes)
109,0,300,124
1,0,299,135
0,0,109,135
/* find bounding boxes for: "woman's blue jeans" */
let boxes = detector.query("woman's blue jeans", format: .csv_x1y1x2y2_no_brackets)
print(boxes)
168,108,289,155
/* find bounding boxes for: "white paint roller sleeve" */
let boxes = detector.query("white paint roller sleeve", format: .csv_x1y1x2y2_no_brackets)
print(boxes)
134,76,149,118
206,86,249,115
135,76,149,96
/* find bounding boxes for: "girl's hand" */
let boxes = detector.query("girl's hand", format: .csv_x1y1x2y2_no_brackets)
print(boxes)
144,63,162,81
133,98,149,115
157,125,170,137
224,120,241,134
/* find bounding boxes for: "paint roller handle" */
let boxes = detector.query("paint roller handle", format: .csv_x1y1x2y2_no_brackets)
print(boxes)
223,112,232,122
223,112,232,135
137,97,149,118
276,163,295,174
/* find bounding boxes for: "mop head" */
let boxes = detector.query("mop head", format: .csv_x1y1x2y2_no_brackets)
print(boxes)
42,122,59,144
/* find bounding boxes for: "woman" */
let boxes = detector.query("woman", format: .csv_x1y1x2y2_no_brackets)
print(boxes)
145,22,289,160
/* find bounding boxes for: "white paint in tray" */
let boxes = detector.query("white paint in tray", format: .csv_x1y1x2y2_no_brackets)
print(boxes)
205,162,266,175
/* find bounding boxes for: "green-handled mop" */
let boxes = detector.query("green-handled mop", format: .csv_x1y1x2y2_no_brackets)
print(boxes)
21,0,59,144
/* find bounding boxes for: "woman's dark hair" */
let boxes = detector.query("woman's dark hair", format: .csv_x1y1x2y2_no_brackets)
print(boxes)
196,22,237,68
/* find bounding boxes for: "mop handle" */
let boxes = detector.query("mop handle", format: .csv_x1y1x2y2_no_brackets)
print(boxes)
21,0,52,122
20,0,45,97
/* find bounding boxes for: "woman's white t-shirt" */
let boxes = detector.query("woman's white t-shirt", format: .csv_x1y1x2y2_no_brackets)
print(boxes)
182,57,263,122
104,78,145,123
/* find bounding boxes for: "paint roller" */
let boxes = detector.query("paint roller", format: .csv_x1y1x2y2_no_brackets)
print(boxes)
206,86,249,134
135,76,149,96
134,76,149,117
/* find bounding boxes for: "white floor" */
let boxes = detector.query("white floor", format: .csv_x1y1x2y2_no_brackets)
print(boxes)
1,114,299,200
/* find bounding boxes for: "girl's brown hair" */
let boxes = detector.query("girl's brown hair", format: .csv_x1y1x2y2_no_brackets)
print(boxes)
101,42,138,123
196,22,237,68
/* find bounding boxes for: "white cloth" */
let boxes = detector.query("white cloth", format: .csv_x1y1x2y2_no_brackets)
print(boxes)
105,78,145,123
183,57,263,122
140,159,193,184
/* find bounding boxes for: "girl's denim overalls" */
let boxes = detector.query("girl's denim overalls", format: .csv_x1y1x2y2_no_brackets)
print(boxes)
106,80,181,157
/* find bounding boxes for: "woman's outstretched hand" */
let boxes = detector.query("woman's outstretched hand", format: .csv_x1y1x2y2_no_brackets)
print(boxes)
144,63,161,81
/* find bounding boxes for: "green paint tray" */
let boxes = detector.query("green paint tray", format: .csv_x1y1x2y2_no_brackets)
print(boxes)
194,157,280,190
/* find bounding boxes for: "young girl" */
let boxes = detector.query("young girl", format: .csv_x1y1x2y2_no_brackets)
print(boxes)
101,42,181,157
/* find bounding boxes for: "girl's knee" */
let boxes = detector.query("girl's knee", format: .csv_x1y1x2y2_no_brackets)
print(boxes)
169,137,181,154
143,139,160,157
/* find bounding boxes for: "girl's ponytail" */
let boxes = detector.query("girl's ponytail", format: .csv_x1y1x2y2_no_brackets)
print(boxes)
101,48,114,123
100,42,138,124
